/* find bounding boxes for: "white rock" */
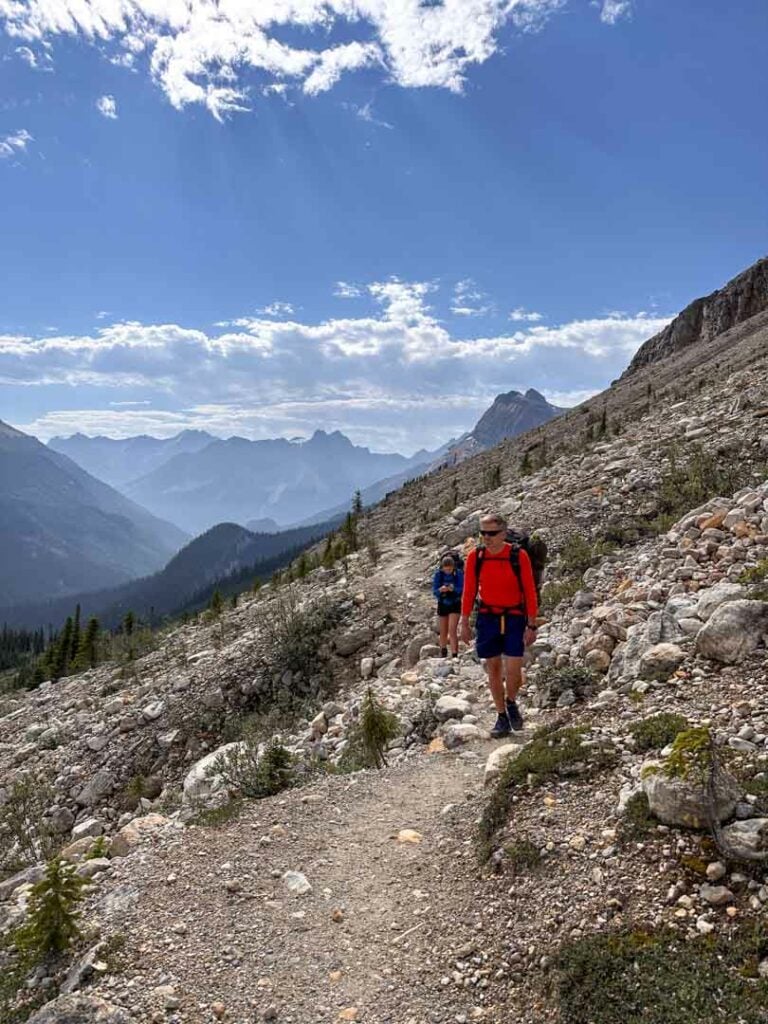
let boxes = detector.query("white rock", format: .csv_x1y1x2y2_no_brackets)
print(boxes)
483,743,523,786
283,870,312,895
182,742,249,805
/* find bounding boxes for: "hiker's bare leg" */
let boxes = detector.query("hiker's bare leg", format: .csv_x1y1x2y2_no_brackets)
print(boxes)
448,613,459,654
439,616,449,649
505,657,524,701
486,656,506,712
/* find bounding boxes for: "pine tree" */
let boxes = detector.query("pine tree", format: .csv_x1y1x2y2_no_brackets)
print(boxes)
73,617,100,671
321,534,335,568
352,489,363,516
209,589,224,616
50,617,73,680
358,687,400,769
296,552,309,578
14,857,85,956
70,605,81,664
123,610,135,637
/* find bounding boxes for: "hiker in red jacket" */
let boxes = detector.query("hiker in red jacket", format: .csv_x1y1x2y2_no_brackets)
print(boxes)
459,511,538,737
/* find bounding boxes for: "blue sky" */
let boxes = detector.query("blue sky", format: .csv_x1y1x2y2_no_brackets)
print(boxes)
1,0,766,454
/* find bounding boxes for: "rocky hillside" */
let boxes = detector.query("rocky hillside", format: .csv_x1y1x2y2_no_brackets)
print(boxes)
624,255,768,375
1,278,768,1023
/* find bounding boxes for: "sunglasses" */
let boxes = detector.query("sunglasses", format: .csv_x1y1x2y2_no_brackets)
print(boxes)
479,528,504,536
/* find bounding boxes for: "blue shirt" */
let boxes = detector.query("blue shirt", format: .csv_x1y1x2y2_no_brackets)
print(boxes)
432,568,464,601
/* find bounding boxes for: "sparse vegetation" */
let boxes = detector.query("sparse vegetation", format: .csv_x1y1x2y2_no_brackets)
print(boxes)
619,791,656,841
478,726,617,860
661,726,715,784
13,857,85,958
0,774,58,879
553,923,768,1024
340,688,400,770
629,713,689,753
212,737,297,799
504,838,542,874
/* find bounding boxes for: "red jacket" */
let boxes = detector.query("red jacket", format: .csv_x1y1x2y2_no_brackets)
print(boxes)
460,543,538,620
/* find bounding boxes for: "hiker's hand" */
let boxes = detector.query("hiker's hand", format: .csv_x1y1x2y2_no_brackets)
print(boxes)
459,618,472,644
524,627,537,648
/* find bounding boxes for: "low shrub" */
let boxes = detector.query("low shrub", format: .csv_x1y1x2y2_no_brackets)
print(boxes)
553,923,768,1023
619,792,656,841
629,713,689,753
212,738,297,800
505,838,542,874
13,857,85,958
0,774,58,880
739,560,768,585
478,726,617,861
340,688,400,770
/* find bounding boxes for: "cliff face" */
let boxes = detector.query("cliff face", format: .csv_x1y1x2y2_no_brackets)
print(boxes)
625,256,768,375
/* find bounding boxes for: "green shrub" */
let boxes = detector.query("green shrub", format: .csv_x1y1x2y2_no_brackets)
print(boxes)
553,924,768,1023
559,535,595,575
505,838,542,874
85,835,110,860
619,792,656,841
212,738,297,800
478,726,616,860
739,560,768,585
13,857,85,957
540,577,580,612
662,726,714,784
340,688,400,770
0,774,58,879
629,713,689,753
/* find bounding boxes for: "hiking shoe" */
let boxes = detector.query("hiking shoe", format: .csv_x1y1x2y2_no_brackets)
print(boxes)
490,713,511,738
506,700,524,731
440,646,448,658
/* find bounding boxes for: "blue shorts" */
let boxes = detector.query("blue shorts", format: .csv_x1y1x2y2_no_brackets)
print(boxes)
475,612,525,659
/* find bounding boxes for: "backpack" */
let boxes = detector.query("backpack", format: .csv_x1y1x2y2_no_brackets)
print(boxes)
438,548,465,573
473,529,548,615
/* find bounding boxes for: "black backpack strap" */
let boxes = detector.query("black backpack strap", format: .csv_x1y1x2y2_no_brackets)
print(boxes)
472,545,486,608
508,543,527,621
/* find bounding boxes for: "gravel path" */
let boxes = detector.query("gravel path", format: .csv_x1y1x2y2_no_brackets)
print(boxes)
91,729,533,1024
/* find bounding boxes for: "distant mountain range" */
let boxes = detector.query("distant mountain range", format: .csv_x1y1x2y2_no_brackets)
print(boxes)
51,428,436,535
0,420,187,607
0,518,337,631
48,429,215,489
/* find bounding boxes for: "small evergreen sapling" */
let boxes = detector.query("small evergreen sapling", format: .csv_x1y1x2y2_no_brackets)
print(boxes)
14,857,85,957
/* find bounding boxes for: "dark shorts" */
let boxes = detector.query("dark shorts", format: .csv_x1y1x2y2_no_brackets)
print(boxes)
437,599,462,618
475,612,525,659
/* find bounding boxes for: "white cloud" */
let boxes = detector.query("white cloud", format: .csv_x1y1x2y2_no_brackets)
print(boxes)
344,100,394,130
96,94,118,119
0,128,33,159
509,306,544,322
451,278,495,318
597,0,632,25
1,279,672,449
334,281,362,299
15,43,52,68
256,301,295,317
0,1,573,117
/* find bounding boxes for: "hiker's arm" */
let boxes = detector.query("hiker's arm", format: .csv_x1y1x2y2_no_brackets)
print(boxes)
455,569,464,596
460,552,476,618
520,549,539,624
432,571,442,600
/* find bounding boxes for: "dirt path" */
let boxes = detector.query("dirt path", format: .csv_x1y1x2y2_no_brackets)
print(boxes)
93,731,530,1024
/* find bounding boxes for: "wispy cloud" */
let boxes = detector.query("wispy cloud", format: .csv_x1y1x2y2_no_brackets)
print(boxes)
509,306,545,323
596,0,632,25
0,129,33,160
451,279,495,318
0,1,600,118
334,282,362,299
96,95,118,119
15,44,53,70
257,301,295,317
2,278,671,449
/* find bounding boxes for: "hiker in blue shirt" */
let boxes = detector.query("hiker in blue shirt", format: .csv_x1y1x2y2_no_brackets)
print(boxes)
432,553,464,658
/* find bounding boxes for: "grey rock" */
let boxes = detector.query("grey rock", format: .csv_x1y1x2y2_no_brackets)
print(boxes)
719,818,768,861
643,770,741,829
0,863,45,901
28,994,133,1023
639,643,685,680
434,695,471,721
182,742,249,805
335,626,374,657
76,770,116,808
694,581,746,621
49,806,75,834
696,600,768,664
71,817,103,840
700,883,733,906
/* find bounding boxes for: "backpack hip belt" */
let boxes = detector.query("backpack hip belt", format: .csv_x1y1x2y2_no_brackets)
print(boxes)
476,603,525,636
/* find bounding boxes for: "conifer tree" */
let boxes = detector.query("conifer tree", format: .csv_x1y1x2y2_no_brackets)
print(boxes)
123,610,135,637
50,617,73,680
352,489,363,516
14,857,85,956
209,589,223,616
70,604,81,664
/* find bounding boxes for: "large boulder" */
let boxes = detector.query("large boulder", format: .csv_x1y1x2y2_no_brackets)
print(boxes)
75,771,116,808
719,818,768,861
639,643,685,680
110,813,171,858
434,695,471,721
694,582,747,621
696,600,768,664
484,743,523,786
643,770,741,829
28,994,133,1023
182,742,248,806
334,626,373,657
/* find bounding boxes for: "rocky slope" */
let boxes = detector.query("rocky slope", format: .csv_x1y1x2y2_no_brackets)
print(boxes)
624,254,768,375
1,286,768,1023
